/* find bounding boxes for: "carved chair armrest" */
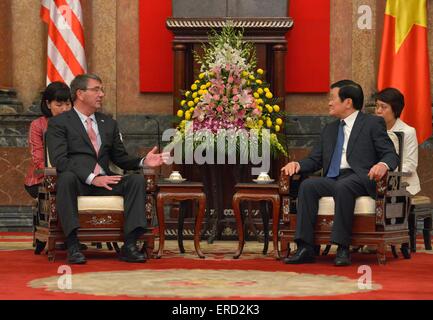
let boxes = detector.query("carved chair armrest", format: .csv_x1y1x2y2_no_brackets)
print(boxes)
278,173,305,222
142,168,157,223
375,171,411,228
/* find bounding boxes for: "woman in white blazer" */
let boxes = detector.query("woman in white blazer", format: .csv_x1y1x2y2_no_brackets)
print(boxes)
375,87,420,195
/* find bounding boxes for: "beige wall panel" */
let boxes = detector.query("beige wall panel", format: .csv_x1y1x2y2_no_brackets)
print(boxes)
352,0,376,103
330,0,353,84
11,0,45,109
116,0,172,115
285,94,328,115
0,0,12,88
89,0,117,116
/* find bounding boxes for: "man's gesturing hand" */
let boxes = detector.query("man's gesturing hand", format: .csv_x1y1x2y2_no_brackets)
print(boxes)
281,162,301,177
144,146,170,167
92,175,122,190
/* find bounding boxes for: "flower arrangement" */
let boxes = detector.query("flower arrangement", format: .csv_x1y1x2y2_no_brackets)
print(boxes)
173,25,287,160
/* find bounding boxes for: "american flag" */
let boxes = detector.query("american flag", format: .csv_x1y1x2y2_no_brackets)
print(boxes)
40,0,87,85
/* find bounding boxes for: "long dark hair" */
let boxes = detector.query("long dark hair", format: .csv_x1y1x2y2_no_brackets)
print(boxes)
40,82,72,117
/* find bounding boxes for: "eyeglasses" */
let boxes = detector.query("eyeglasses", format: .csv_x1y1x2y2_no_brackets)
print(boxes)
83,86,105,93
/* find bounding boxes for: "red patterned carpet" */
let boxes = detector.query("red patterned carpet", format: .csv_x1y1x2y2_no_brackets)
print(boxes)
1,232,432,300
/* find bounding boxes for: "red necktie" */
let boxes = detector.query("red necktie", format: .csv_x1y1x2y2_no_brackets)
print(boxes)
85,118,101,175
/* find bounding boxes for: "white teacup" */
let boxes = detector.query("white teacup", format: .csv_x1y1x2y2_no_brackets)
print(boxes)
169,171,182,180
257,172,271,181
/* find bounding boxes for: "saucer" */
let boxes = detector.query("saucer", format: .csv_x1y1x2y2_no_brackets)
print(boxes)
164,178,187,183
253,179,275,184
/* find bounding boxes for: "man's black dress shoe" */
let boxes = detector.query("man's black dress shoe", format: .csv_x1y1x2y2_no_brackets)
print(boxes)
335,246,351,266
282,247,315,264
120,243,147,263
67,246,87,264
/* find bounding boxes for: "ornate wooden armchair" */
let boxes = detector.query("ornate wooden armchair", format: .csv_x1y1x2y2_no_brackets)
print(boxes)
278,131,411,264
33,155,157,262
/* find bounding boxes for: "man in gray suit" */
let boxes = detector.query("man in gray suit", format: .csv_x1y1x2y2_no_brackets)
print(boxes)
281,80,399,266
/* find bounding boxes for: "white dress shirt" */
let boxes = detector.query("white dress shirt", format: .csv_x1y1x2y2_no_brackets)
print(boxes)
74,108,106,184
339,110,359,169
74,108,145,185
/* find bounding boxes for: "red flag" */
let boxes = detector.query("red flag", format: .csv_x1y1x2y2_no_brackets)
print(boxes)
377,0,432,143
40,0,87,85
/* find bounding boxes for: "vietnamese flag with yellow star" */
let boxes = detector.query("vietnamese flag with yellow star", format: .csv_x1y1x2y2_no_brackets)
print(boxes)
378,0,432,143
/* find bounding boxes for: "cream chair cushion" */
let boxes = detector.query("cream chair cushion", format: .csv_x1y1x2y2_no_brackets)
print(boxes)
318,196,376,215
77,196,124,211
411,195,431,206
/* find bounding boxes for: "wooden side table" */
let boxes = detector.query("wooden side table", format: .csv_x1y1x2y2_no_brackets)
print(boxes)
232,183,281,259
156,182,206,258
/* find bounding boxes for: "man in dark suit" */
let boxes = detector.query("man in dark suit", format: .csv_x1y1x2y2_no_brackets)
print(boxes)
47,74,168,264
280,80,399,266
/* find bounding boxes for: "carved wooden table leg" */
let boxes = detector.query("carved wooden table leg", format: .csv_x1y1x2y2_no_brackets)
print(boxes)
156,193,165,259
47,235,56,262
232,193,244,259
194,194,207,259
178,201,187,253
271,194,281,259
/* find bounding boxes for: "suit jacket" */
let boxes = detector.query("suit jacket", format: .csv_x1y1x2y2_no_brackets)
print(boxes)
46,109,142,183
299,112,400,197
390,118,420,195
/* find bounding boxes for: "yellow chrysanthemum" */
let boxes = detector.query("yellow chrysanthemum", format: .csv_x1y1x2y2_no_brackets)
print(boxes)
276,118,283,125
266,120,273,128
199,73,205,79
187,101,195,108
258,119,264,127
194,97,200,104
180,100,186,106
189,107,195,113
264,87,270,93
194,80,200,84
257,88,264,95
191,84,198,91
249,75,255,80
265,92,273,99
267,105,273,113
275,125,281,132
200,84,207,90
257,68,264,75
256,79,262,85
185,111,191,120
258,106,263,112
257,98,264,105
273,105,280,112
185,91,191,97
242,71,249,77
176,110,184,118
198,90,204,96
206,82,211,88
192,92,198,98
253,92,260,99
